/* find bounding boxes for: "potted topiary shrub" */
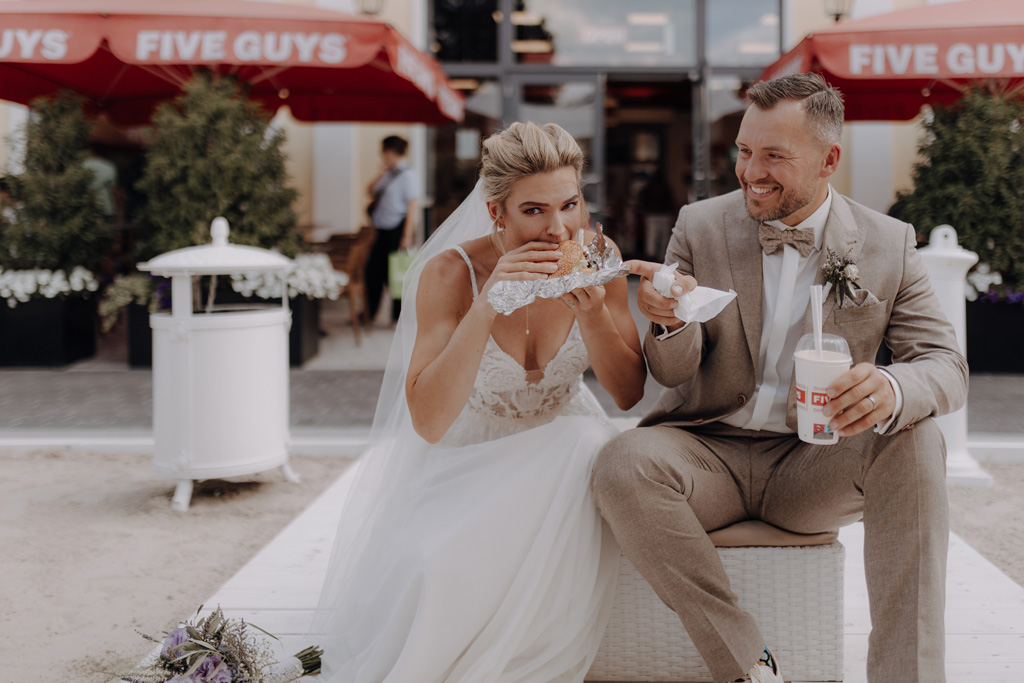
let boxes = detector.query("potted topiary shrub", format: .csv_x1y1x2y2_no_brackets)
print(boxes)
134,71,300,259
0,93,113,366
895,88,1024,373
103,71,343,366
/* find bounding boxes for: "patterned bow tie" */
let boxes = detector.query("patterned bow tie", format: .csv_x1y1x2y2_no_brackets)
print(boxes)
758,224,816,257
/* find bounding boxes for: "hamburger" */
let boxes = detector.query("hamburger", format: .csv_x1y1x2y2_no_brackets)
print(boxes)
552,239,593,277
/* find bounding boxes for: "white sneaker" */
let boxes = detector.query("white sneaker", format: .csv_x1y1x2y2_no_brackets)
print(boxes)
735,648,784,683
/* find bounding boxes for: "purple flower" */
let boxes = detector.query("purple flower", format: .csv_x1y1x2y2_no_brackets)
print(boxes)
162,626,189,659
192,655,233,683
1007,290,1024,304
154,276,172,309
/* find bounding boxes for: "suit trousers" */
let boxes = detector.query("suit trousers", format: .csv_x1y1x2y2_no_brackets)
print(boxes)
591,420,948,683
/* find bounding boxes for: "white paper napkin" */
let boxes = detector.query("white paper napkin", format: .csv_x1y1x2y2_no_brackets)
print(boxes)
652,263,737,323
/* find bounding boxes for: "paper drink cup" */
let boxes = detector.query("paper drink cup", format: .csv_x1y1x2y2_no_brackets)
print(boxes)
793,333,852,445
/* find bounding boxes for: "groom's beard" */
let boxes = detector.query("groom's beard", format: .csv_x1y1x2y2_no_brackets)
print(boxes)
742,178,816,224
745,169,815,223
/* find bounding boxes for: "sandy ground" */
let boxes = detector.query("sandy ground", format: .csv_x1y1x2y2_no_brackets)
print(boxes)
947,462,1024,587
3,449,1021,682
0,448,351,683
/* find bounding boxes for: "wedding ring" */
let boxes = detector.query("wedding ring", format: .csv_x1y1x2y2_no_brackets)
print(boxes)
568,299,576,309
867,395,877,411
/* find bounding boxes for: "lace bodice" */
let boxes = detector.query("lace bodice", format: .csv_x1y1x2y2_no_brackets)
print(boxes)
438,247,609,446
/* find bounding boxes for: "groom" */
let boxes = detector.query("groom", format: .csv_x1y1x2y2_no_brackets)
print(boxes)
593,73,967,683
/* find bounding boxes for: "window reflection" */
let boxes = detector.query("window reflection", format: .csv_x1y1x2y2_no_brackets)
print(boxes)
515,81,599,206
513,0,696,67
707,0,780,66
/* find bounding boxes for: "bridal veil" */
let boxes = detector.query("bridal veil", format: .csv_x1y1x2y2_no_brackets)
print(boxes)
310,179,494,658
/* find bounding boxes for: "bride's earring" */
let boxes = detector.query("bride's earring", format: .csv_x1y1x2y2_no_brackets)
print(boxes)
490,220,507,257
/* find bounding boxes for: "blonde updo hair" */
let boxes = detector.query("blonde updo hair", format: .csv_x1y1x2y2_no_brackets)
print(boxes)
480,122,588,224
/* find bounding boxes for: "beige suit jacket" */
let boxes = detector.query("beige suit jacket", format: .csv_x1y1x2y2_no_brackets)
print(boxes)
640,189,968,435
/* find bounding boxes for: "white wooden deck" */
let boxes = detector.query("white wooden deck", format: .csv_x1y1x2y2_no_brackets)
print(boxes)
200,463,1024,683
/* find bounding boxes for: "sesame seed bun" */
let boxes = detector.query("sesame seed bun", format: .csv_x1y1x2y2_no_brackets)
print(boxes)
552,240,586,277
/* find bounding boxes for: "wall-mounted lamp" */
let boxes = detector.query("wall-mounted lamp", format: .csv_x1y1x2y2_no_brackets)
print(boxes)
357,0,384,16
823,0,853,23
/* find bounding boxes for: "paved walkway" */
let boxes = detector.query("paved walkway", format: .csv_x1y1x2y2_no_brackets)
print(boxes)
1,365,1021,433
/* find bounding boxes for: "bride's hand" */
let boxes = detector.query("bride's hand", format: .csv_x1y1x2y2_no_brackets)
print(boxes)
480,241,561,296
561,284,606,316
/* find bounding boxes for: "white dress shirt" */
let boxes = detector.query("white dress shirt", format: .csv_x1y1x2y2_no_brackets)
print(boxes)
721,188,834,432
658,185,902,434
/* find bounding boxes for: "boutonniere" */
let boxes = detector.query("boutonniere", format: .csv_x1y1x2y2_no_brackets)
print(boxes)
821,248,860,307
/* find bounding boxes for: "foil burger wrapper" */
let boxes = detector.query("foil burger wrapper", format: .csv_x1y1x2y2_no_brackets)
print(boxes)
487,262,630,315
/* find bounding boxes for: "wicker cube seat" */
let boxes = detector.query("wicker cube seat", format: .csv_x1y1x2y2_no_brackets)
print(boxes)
588,522,845,683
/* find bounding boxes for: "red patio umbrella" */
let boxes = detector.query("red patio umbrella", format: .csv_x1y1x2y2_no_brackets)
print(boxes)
0,0,464,125
758,0,1024,120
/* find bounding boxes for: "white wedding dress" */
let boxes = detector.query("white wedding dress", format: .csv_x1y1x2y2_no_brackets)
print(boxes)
319,246,621,683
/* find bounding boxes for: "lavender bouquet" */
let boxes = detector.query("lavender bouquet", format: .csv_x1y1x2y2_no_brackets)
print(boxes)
109,606,321,683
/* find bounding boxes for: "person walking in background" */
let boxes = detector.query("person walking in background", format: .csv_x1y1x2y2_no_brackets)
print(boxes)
366,135,420,324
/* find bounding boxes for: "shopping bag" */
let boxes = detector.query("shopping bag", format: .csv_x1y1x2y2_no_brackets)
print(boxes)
388,249,416,300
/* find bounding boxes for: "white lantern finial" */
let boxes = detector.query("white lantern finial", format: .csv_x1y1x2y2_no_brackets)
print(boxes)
211,217,230,246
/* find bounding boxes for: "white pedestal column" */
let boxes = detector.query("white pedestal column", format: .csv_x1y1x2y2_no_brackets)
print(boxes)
918,225,992,486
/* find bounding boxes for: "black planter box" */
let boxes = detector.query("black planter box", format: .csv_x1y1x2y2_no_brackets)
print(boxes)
127,303,153,368
288,295,321,367
127,295,320,368
966,300,1024,373
0,296,97,366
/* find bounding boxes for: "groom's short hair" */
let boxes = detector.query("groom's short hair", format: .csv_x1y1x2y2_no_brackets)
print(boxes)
746,73,844,147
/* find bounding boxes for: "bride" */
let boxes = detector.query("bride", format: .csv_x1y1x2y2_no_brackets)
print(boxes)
312,122,646,682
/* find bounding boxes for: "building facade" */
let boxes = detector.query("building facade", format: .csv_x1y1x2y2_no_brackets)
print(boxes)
0,0,941,257
428,0,784,258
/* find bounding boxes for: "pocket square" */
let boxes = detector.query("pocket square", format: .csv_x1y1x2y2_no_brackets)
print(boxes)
847,288,880,308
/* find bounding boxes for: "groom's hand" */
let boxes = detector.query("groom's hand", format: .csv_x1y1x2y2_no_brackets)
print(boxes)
626,260,697,330
822,362,896,437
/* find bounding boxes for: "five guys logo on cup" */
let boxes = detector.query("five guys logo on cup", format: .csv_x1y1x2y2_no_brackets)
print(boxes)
793,333,852,445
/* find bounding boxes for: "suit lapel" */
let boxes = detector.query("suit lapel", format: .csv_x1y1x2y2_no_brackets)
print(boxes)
724,198,764,371
799,193,866,337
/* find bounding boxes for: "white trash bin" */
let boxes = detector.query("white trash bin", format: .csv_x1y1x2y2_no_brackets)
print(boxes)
918,224,991,487
138,217,299,511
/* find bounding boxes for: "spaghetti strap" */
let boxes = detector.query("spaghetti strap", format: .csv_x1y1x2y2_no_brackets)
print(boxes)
453,246,479,299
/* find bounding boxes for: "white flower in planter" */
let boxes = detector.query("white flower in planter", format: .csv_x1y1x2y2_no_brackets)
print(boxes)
965,263,1003,301
230,253,348,301
0,266,98,308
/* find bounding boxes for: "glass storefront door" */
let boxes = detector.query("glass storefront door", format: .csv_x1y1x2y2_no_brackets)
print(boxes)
507,74,605,218
602,77,692,259
429,0,780,252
